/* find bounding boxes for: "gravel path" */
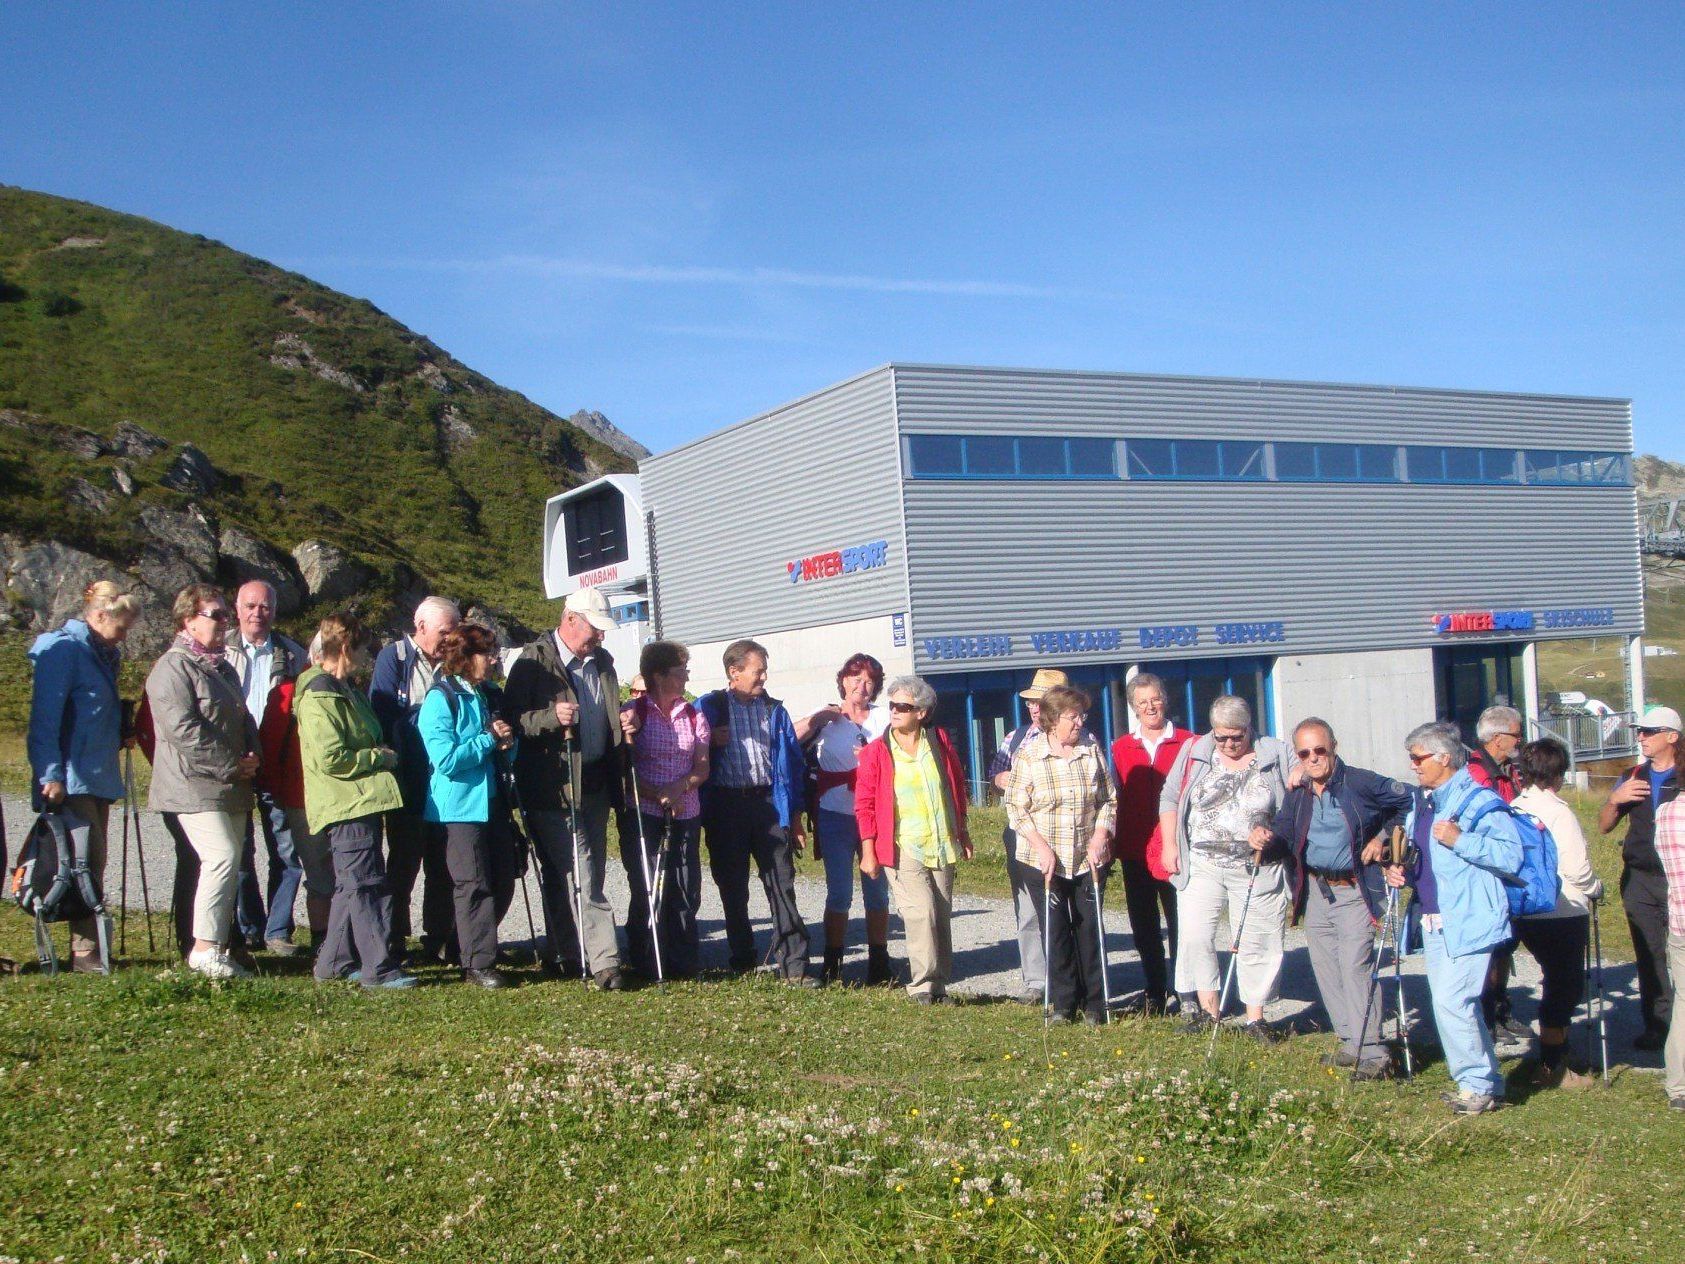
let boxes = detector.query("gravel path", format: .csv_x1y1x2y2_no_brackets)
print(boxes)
5,794,1661,1071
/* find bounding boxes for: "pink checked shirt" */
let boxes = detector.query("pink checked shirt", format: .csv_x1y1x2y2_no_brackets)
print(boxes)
1655,799,1685,938
631,695,710,820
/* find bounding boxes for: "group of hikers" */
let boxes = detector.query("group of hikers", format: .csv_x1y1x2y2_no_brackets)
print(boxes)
19,577,1685,1116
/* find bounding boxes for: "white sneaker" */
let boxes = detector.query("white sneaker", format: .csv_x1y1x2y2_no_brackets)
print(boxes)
187,947,251,980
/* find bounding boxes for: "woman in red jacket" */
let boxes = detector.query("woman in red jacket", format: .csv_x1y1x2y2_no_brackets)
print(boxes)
1110,672,1194,1014
256,640,335,951
855,676,972,1004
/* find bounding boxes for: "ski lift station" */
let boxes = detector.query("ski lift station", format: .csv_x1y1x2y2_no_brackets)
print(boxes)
543,364,1645,789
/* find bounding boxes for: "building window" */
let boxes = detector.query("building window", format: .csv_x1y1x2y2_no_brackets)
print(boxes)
905,433,1627,488
562,485,630,573
904,434,1117,479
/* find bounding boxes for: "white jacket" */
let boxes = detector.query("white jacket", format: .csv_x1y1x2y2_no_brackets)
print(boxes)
1514,786,1604,918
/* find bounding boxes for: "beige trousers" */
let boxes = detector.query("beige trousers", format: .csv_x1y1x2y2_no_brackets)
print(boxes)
886,848,955,998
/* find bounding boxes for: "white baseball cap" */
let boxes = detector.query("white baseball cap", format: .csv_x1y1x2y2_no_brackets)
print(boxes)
563,586,618,632
1639,705,1682,733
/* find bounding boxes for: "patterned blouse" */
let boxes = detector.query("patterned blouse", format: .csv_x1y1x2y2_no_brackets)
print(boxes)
630,695,711,820
890,732,958,868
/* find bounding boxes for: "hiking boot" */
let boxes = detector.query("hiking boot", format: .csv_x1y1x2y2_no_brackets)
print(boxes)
1670,1096,1685,1112
1080,1009,1107,1026
464,968,508,990
592,968,626,992
366,971,419,990
70,951,109,976
1442,1089,1501,1116
912,992,937,1007
187,946,250,980
1350,1058,1394,1082
1178,1009,1217,1036
865,945,895,987
784,971,820,989
1121,994,1169,1018
1320,1049,1360,1069
1045,1010,1074,1025
1016,987,1043,1006
265,938,301,957
820,948,844,985
1635,1026,1669,1052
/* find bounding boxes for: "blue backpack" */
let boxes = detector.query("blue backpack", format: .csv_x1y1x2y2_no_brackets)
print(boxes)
1452,788,1560,917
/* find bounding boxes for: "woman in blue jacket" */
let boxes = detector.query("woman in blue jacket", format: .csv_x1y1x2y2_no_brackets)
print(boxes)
1387,722,1524,1115
417,624,519,988
26,581,142,972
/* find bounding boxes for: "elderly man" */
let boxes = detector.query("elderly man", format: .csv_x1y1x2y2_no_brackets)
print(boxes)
1466,705,1530,1044
1110,672,1193,1015
1600,704,1682,1051
699,639,813,984
1258,718,1412,1080
369,595,461,963
223,580,310,954
988,668,1067,1005
1386,722,1523,1115
503,587,630,988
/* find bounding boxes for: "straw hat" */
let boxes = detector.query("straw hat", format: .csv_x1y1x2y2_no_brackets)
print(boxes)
1019,668,1069,701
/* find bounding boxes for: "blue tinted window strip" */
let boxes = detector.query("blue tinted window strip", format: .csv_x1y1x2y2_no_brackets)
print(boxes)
904,436,1630,486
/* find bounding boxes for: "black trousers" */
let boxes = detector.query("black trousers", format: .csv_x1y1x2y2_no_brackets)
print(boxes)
315,814,402,985
1514,913,1589,1030
1119,856,1177,1002
1025,866,1108,1019
443,817,519,971
622,812,704,979
385,812,454,955
704,787,809,976
1622,866,1674,1033
166,812,197,959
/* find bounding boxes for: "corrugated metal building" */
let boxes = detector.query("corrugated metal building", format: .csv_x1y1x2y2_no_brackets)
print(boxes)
544,364,1644,788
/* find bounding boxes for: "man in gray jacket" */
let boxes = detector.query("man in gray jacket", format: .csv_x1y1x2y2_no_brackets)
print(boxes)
224,580,310,954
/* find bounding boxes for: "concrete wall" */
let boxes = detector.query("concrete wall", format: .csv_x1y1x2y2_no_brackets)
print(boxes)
1273,647,1437,780
684,613,916,720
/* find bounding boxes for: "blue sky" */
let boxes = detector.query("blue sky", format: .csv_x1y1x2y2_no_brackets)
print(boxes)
5,2,1682,460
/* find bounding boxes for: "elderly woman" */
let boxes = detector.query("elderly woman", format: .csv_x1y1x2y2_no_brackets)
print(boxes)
799,653,893,985
1512,737,1603,1087
145,583,261,980
418,624,520,988
1004,684,1117,1023
27,580,142,972
624,639,711,981
1159,695,1295,1040
255,634,336,952
297,615,415,989
1386,722,1523,1114
855,675,972,1004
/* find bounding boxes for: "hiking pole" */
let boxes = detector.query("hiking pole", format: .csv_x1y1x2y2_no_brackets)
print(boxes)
125,750,156,955
1591,895,1609,1082
1391,888,1413,1078
1208,859,1260,1061
1041,869,1053,1026
627,760,664,985
1355,887,1390,1070
119,759,132,957
562,731,590,983
1089,859,1112,1023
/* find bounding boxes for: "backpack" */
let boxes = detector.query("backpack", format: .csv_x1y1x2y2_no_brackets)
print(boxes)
1451,788,1560,917
8,807,112,974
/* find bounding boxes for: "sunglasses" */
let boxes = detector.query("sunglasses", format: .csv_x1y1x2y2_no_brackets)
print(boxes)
1636,727,1671,738
1212,733,1248,745
1295,745,1330,759
888,701,919,715
1407,751,1441,766
196,609,230,623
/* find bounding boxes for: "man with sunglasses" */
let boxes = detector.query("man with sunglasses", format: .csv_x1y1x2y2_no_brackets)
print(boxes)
1253,719,1413,1079
1599,705,1681,1051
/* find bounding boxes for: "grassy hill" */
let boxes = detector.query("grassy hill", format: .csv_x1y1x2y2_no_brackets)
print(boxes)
0,184,632,632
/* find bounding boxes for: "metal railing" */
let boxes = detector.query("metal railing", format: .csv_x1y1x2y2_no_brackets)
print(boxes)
1529,708,1638,766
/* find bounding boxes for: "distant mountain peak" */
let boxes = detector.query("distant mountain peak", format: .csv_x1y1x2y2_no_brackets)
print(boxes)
566,409,649,461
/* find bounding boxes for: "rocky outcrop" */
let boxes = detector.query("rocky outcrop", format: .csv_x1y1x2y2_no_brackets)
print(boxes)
440,405,477,451
218,525,303,614
66,478,113,515
464,602,539,650
0,409,106,460
159,444,222,495
270,333,366,393
0,535,171,652
567,409,650,461
110,420,169,460
293,539,373,603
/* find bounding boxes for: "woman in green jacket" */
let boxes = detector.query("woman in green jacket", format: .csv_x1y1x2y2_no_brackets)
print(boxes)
296,613,416,990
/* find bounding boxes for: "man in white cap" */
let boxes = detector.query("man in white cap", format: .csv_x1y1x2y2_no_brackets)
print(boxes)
1600,704,1682,1050
502,587,632,988
988,668,1069,1004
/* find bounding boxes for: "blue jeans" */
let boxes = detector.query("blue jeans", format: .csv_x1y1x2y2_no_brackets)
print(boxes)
1423,927,1502,1097
237,791,305,943
818,809,889,915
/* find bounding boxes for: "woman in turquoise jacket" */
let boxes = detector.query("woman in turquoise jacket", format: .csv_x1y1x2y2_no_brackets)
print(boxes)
1387,722,1523,1115
417,624,519,988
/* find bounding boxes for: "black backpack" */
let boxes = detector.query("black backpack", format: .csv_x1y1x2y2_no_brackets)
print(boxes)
8,807,112,975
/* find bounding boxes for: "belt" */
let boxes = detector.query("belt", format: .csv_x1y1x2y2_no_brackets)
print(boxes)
1308,868,1357,887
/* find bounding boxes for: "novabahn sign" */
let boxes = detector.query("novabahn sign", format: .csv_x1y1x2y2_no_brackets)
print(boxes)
787,539,890,584
578,564,620,587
